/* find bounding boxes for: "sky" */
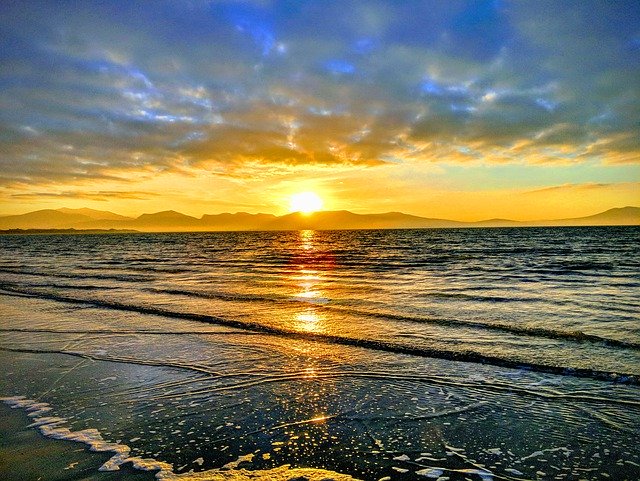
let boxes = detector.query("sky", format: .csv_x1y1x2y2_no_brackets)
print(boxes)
0,0,638,221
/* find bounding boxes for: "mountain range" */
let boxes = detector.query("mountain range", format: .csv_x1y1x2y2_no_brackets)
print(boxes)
0,206,638,232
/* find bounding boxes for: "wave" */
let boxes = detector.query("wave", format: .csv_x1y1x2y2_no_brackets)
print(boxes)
3,349,639,409
8,283,640,350
3,263,638,335
0,281,121,291
0,327,254,336
1,285,638,384
5,277,637,350
143,287,640,350
0,267,154,283
1,396,358,480
419,291,546,303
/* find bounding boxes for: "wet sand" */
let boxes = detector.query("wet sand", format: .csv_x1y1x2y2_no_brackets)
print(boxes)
0,403,156,481
1,400,359,481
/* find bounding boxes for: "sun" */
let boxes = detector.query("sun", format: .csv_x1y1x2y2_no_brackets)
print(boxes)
289,191,323,214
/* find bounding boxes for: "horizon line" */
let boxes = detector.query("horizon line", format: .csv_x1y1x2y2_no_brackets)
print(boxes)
2,205,639,225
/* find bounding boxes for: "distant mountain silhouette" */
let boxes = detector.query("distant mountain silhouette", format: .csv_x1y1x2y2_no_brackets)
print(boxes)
0,208,135,229
133,210,200,230
548,206,640,226
0,209,96,229
201,212,277,231
1,206,638,232
55,207,131,221
265,210,464,230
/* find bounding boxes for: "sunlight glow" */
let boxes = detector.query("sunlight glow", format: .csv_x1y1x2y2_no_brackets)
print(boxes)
289,192,323,214
296,310,321,332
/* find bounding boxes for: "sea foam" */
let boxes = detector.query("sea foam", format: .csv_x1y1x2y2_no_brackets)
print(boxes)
2,396,358,480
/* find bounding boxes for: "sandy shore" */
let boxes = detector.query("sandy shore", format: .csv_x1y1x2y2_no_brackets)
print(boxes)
0,404,156,481
1,402,359,481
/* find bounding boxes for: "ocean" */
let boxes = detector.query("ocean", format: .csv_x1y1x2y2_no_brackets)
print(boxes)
1,227,639,480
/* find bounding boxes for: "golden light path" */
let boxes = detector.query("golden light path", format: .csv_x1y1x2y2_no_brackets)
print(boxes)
292,230,326,333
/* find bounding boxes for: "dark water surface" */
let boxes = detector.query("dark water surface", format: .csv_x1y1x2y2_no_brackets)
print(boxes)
1,227,639,480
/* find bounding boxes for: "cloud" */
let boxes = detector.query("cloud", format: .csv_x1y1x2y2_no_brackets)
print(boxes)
0,0,638,190
522,183,621,196
9,190,158,201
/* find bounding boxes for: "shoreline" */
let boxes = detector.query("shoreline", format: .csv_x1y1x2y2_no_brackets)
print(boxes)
0,403,156,481
1,398,359,481
2,226,639,481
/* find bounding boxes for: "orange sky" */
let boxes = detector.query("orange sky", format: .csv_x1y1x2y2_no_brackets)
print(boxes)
3,162,637,221
1,1,638,221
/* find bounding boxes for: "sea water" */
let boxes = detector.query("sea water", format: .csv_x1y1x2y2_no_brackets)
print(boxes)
1,227,639,480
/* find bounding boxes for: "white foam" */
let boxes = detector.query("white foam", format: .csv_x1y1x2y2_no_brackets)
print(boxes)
221,453,254,470
521,450,544,461
521,446,572,462
458,469,493,481
504,467,523,475
485,448,502,455
2,396,360,480
416,467,444,478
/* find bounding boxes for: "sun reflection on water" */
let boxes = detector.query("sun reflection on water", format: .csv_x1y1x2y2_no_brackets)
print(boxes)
302,367,317,378
299,229,315,250
296,309,323,332
287,230,334,333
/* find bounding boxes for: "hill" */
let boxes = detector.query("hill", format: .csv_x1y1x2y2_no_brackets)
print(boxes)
0,209,96,229
56,207,132,221
550,206,640,226
1,206,638,232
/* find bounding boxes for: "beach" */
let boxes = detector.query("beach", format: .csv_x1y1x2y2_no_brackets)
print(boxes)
1,227,639,480
0,402,157,481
